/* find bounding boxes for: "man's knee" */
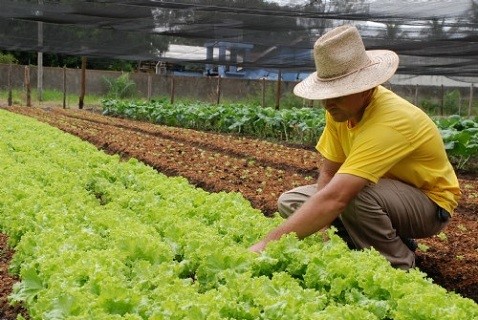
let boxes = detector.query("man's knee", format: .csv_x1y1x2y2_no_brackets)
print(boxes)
341,186,379,223
277,185,316,218
277,192,297,218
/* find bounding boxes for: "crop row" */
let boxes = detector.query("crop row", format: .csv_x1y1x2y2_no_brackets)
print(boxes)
1,109,477,319
102,99,326,146
7,107,313,215
51,107,319,174
101,99,478,170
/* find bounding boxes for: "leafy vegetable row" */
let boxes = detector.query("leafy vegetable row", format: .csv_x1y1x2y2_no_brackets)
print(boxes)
102,99,326,146
0,109,477,319
102,99,478,169
434,115,478,169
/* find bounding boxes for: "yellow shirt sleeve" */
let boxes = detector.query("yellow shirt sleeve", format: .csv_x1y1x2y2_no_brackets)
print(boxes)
316,113,346,164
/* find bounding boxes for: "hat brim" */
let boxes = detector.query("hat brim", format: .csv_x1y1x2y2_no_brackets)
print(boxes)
293,50,399,100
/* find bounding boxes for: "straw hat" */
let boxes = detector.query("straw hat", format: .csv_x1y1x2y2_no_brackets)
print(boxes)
293,25,399,100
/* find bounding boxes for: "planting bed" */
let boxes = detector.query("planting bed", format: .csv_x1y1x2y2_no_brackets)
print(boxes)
1,106,477,318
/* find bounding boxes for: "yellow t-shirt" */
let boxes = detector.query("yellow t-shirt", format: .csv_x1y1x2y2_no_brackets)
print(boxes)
316,85,460,214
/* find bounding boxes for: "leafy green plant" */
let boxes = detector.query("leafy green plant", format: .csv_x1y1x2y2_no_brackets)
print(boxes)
0,52,18,64
444,89,462,115
434,115,478,170
420,99,440,116
102,73,136,99
102,99,326,146
1,109,477,319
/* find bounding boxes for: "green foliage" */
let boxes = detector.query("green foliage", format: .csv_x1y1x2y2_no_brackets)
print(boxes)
101,99,478,170
0,52,18,64
102,99,325,145
419,99,440,115
102,73,137,99
434,115,478,169
444,89,462,115
0,88,104,108
0,109,477,319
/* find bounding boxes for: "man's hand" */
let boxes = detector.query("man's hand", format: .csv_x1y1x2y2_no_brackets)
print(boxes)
248,240,267,253
248,173,368,253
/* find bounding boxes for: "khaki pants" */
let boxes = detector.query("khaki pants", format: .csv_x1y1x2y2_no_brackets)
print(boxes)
277,179,449,270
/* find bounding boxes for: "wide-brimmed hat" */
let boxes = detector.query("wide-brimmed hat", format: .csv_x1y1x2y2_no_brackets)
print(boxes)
293,25,399,100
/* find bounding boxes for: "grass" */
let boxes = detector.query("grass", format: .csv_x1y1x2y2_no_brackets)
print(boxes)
0,88,104,109
1,87,477,117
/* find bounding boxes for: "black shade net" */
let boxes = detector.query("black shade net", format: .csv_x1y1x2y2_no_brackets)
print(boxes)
1,0,478,76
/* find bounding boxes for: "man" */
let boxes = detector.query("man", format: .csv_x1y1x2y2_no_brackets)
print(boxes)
249,25,460,270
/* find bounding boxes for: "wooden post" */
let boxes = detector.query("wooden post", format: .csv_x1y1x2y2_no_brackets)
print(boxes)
216,74,221,105
261,77,266,107
79,56,87,109
147,73,152,101
62,66,67,109
7,64,12,106
468,83,474,117
170,75,175,104
24,66,31,107
440,84,444,116
37,52,43,102
275,70,281,109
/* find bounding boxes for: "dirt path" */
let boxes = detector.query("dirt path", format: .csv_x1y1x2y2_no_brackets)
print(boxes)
1,106,477,318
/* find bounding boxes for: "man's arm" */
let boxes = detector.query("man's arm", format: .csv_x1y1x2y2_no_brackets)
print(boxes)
249,172,368,252
316,158,342,191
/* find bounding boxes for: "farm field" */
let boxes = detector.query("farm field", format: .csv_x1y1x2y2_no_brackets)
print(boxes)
1,106,477,318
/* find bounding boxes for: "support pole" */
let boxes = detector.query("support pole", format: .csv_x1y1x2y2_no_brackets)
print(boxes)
216,75,221,105
7,64,12,106
170,75,175,104
79,56,86,109
24,66,31,107
261,77,266,107
37,0,43,102
275,70,281,110
147,73,152,101
62,66,67,109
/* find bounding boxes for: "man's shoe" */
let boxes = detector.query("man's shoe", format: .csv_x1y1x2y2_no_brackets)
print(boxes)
401,237,418,252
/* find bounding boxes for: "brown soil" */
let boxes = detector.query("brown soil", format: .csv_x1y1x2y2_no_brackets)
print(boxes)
1,106,477,318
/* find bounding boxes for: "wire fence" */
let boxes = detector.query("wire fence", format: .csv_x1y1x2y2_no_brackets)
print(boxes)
1,63,477,117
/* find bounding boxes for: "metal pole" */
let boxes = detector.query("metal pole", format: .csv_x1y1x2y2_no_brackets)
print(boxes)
37,0,43,102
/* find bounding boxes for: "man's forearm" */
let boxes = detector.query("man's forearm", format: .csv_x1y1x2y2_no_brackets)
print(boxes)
249,190,343,252
249,172,368,253
316,157,342,190
266,192,341,239
317,171,334,190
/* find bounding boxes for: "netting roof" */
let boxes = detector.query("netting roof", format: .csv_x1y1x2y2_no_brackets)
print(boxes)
1,0,478,76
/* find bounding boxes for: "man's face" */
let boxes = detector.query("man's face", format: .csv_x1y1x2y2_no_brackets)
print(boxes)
320,91,368,123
